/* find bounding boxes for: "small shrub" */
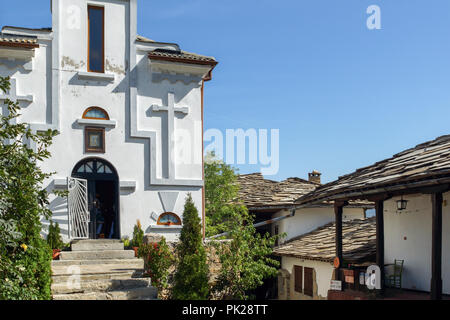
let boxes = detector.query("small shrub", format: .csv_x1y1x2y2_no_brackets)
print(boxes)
138,237,174,297
131,220,144,248
47,221,64,250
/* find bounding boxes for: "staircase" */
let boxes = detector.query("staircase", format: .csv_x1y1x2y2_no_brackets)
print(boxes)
51,240,157,300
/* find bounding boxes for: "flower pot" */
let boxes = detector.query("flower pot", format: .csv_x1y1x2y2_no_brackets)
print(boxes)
133,247,139,257
52,249,61,260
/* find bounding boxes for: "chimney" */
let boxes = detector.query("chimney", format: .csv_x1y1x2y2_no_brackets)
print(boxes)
308,170,322,184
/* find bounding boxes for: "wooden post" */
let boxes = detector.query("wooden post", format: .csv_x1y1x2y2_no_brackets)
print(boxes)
375,200,385,293
431,192,443,300
334,202,346,280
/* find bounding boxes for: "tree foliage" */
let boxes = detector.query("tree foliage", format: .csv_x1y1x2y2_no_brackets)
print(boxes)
172,194,209,300
205,153,281,300
0,76,58,300
204,153,240,237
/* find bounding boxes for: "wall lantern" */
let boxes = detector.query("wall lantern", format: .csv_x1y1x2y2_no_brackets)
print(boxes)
397,196,408,211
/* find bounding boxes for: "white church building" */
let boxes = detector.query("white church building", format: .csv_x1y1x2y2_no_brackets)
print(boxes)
0,0,217,242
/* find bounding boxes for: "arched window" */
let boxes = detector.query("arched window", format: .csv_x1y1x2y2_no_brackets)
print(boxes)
157,212,182,226
83,107,109,120
75,159,114,175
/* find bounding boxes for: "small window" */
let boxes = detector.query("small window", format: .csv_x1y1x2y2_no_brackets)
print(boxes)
88,6,104,73
85,127,105,153
157,212,182,226
83,107,109,120
294,266,303,293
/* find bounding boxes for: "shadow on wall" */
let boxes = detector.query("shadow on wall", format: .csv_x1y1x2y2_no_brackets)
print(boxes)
40,183,69,239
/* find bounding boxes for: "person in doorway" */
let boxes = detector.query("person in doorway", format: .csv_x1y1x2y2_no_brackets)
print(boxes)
102,204,115,239
94,194,105,238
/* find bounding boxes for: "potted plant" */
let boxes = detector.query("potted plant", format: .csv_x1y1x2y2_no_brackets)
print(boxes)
131,220,144,257
47,221,64,260
121,236,131,249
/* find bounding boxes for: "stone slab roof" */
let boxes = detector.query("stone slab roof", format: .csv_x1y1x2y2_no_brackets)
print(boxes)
296,135,450,205
273,218,376,263
237,173,318,209
237,173,372,210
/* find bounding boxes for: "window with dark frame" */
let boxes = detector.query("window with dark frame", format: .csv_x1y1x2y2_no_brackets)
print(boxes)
85,127,105,153
304,267,314,297
88,6,104,73
294,266,303,293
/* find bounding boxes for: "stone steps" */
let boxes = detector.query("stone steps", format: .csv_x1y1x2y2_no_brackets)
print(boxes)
52,278,152,295
53,286,157,301
71,240,124,252
60,250,135,261
52,258,143,267
51,240,156,300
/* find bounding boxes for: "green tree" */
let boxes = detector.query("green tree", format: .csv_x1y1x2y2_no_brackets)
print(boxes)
204,152,240,237
172,194,209,300
205,153,281,300
0,76,58,300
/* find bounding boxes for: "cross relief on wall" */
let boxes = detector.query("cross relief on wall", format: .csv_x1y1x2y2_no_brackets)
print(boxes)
150,92,190,180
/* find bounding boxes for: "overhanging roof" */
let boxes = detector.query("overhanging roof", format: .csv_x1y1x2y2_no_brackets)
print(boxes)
296,135,450,205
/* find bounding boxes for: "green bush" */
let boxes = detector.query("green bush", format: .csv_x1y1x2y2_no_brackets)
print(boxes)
138,237,173,296
47,221,64,250
172,194,209,300
0,76,57,300
131,220,144,248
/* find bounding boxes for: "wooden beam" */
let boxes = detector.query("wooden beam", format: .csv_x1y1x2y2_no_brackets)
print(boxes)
334,202,347,280
375,200,385,293
431,192,443,300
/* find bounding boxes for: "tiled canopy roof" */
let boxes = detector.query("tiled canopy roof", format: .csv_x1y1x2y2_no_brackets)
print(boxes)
296,135,450,205
237,173,318,209
148,49,217,66
273,218,376,263
0,35,39,49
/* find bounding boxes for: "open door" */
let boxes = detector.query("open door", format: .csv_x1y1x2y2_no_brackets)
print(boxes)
67,177,90,239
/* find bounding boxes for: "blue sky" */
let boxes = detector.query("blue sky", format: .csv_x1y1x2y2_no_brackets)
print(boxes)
2,0,450,183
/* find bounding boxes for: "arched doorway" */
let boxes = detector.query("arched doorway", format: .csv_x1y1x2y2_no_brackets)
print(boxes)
72,158,120,239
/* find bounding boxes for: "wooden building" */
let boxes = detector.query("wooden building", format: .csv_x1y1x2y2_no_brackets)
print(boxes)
274,218,376,300
295,135,450,300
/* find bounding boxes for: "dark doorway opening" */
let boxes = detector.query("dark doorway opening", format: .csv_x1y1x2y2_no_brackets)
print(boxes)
72,158,120,239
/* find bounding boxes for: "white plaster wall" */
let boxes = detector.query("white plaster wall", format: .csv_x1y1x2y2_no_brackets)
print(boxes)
281,256,334,299
14,0,206,242
273,207,366,243
384,192,450,294
0,40,51,125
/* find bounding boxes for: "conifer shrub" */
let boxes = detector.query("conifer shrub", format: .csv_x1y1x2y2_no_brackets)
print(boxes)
132,219,144,248
47,221,64,250
172,194,209,300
